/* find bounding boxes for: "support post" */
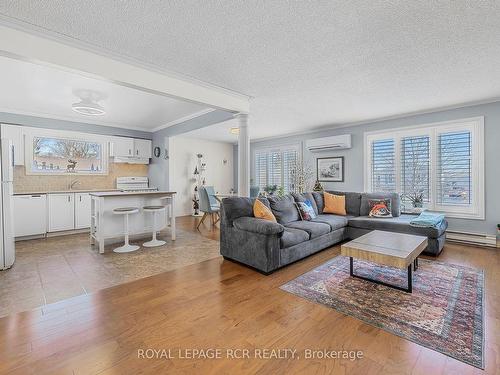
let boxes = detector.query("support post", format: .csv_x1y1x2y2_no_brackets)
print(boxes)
236,113,250,197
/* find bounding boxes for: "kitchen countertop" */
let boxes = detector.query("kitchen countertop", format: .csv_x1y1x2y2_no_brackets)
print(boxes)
13,189,121,196
90,191,176,197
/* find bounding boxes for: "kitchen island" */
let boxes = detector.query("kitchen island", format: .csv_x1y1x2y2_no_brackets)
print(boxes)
90,191,176,253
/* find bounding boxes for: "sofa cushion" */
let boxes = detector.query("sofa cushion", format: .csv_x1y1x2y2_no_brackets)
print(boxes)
222,197,270,226
312,214,349,231
348,214,447,239
291,192,319,215
285,221,331,239
360,193,401,217
280,228,310,248
233,217,284,235
312,192,325,214
267,195,300,224
326,191,362,216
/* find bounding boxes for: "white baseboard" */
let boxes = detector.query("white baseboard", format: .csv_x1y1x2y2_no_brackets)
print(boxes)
446,230,498,248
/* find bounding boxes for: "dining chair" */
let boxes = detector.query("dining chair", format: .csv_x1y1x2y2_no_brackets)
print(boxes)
197,186,220,229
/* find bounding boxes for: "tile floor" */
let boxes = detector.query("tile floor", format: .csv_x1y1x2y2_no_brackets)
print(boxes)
0,228,220,317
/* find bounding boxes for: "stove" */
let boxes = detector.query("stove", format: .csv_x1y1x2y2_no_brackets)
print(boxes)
116,177,158,192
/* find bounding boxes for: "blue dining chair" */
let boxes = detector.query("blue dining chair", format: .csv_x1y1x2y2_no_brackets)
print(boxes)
197,186,220,229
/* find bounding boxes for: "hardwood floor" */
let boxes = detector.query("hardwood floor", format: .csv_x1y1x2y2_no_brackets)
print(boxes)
0,216,498,374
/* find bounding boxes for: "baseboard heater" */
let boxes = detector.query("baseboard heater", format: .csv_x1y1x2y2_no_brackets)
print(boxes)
446,230,498,248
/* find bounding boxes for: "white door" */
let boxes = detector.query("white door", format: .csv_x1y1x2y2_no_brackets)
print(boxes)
75,193,91,229
134,139,152,159
110,137,134,158
48,193,75,232
13,194,47,237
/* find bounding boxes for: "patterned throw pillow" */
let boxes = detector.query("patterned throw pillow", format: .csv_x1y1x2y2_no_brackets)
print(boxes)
368,199,392,218
296,200,317,221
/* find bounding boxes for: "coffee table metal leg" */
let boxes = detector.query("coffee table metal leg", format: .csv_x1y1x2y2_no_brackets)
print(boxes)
349,257,413,293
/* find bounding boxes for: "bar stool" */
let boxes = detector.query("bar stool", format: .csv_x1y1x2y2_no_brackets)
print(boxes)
113,207,140,253
143,205,166,247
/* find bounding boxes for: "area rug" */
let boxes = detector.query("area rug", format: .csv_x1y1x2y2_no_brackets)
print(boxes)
280,256,484,368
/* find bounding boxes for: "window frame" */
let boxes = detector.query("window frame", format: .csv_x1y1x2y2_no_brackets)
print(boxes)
252,143,302,193
364,117,484,220
25,128,109,176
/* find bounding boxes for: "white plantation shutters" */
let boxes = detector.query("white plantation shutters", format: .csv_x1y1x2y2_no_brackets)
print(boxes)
253,145,300,193
436,131,472,205
401,135,430,203
371,139,396,193
365,117,484,219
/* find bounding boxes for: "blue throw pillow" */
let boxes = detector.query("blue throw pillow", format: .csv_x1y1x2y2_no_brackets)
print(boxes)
296,199,317,221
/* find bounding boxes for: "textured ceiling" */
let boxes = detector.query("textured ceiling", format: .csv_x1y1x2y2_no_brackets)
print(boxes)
1,1,500,139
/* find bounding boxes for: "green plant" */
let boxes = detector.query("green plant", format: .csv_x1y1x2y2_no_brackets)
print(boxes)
276,186,285,197
263,184,278,195
405,191,424,208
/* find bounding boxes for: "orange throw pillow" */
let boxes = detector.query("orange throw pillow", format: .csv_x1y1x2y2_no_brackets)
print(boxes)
323,192,346,216
253,199,277,222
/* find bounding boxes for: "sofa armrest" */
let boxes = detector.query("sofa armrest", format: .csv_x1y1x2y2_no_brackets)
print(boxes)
233,217,284,236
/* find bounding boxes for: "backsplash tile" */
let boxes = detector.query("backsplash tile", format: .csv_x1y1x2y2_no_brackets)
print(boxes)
14,163,148,193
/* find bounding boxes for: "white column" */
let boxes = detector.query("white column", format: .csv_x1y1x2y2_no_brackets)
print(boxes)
236,113,250,197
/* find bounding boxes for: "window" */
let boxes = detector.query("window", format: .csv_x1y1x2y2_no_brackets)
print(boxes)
26,133,108,175
254,145,300,193
365,117,484,219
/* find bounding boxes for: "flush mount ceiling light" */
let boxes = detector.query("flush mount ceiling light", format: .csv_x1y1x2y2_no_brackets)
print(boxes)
72,89,106,116
230,127,240,135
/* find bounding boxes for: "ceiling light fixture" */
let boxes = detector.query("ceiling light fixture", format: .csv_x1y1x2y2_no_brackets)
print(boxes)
72,89,106,116
230,127,240,135
72,98,106,116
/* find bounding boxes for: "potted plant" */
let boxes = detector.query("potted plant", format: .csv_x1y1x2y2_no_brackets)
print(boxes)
405,191,424,208
263,184,278,196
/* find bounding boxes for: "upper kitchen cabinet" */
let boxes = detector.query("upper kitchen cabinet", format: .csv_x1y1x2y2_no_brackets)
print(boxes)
1,124,24,165
134,139,152,159
109,137,152,162
109,137,135,158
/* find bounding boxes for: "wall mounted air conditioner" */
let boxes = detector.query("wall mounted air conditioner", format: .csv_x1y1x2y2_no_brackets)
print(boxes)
306,134,352,152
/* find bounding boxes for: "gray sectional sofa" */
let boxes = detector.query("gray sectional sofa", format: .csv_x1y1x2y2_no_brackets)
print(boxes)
220,191,447,274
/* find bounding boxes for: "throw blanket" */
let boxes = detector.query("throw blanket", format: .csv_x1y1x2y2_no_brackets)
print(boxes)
410,211,445,228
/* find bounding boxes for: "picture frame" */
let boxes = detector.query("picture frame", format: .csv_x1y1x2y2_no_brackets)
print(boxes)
317,156,344,182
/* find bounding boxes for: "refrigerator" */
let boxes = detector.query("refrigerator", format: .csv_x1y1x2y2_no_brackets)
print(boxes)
0,137,14,270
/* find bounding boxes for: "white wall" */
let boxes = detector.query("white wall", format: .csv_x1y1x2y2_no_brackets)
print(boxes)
169,136,234,217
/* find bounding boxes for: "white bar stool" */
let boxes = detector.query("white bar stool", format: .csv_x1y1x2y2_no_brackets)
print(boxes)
143,205,166,247
113,207,140,253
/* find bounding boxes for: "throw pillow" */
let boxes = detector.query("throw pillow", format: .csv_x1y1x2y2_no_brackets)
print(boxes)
323,192,346,215
253,199,277,222
368,199,392,218
296,200,317,221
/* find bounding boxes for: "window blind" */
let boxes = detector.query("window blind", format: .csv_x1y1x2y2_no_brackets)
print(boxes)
371,139,396,193
254,146,300,194
400,135,430,203
437,131,472,205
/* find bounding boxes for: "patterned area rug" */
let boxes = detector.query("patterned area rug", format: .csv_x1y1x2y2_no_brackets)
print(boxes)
281,256,484,368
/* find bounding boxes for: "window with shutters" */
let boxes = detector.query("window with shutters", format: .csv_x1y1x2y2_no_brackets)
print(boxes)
253,145,301,193
364,117,484,219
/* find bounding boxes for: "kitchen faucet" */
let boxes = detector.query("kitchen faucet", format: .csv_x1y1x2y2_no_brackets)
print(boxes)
69,180,80,190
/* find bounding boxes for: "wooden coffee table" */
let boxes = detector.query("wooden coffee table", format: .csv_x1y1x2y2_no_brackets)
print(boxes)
341,230,428,293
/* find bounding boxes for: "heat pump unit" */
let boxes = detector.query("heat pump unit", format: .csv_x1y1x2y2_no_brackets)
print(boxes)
306,134,352,152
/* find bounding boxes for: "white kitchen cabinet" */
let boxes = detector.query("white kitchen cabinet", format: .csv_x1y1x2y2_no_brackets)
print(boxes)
1,124,24,165
134,139,152,159
110,137,135,158
75,193,91,229
13,194,46,237
48,193,75,232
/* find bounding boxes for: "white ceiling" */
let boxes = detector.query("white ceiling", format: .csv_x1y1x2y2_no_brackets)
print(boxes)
0,55,210,131
2,2,500,139
183,119,240,144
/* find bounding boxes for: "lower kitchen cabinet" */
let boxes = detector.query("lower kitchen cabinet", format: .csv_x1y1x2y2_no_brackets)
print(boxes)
48,193,75,232
75,193,91,229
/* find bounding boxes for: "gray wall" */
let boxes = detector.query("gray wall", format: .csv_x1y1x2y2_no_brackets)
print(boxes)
250,101,500,236
149,109,234,190
0,112,152,139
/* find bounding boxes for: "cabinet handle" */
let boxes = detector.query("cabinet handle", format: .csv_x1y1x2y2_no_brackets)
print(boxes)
68,195,70,202
80,196,82,202
136,149,139,155
129,149,131,155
